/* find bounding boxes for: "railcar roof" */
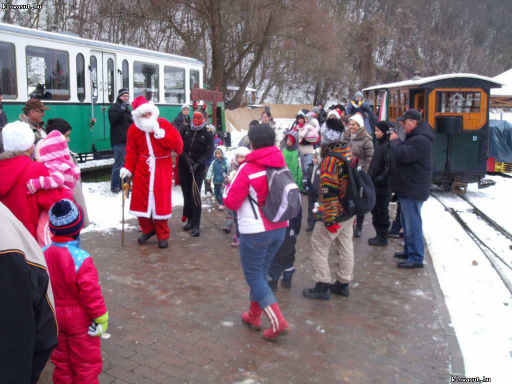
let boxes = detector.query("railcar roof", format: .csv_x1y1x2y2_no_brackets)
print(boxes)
363,73,502,92
0,22,203,66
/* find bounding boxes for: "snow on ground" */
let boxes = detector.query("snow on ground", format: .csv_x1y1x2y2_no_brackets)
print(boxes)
423,176,512,383
81,182,185,233
78,158,114,170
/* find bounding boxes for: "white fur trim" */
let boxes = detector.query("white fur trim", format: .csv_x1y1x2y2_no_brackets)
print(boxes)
131,102,160,119
2,121,35,152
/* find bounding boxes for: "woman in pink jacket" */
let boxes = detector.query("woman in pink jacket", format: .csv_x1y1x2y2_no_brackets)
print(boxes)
223,123,289,341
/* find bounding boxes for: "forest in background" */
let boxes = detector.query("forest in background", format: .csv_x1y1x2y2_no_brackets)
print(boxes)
3,0,512,108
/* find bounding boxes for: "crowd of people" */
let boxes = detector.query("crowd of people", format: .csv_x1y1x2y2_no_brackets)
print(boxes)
0,89,433,382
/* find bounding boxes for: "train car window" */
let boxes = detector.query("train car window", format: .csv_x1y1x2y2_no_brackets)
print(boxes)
122,59,129,90
90,55,98,103
0,42,17,99
107,58,115,103
134,61,159,102
164,66,185,104
26,46,70,100
436,91,481,113
76,53,85,102
190,69,200,91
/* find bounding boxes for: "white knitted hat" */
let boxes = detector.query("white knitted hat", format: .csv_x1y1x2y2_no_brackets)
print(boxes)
349,113,364,128
2,121,35,152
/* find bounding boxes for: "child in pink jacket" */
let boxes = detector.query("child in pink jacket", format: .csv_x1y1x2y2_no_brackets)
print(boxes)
27,130,81,246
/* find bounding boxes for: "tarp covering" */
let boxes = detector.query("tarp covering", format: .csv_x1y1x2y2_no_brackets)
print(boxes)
489,120,512,162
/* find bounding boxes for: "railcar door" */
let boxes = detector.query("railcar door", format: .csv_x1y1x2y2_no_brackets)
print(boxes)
89,51,116,154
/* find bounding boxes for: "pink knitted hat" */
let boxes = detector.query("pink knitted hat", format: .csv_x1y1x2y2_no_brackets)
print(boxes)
38,130,72,162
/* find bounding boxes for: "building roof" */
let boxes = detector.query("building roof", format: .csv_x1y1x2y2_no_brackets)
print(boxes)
0,22,203,66
363,73,502,92
492,69,512,97
226,85,257,92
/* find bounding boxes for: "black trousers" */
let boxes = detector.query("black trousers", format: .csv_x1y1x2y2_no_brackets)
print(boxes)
268,234,296,280
307,191,318,228
371,190,391,237
178,160,206,229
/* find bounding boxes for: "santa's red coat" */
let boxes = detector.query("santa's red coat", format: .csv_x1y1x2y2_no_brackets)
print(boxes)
124,118,183,219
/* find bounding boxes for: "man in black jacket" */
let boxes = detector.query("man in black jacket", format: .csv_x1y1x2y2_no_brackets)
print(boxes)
368,121,392,246
0,202,58,384
389,109,434,268
178,111,214,237
108,88,132,193
172,104,190,136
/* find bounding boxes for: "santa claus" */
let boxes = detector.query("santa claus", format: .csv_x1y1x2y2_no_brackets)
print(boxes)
120,96,183,248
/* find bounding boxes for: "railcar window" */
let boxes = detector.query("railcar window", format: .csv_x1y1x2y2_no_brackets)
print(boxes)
122,59,129,90
90,55,98,103
134,61,159,102
26,46,70,100
0,42,17,99
164,66,185,104
76,53,85,102
107,58,115,103
190,69,200,91
436,91,481,113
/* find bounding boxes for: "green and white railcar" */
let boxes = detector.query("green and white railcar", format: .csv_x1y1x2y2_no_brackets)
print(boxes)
0,22,222,157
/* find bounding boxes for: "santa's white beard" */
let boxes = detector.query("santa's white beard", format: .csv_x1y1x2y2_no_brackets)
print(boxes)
134,115,159,133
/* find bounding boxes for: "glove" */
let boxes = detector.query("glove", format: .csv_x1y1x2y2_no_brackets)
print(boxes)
153,127,165,139
181,216,187,223
326,223,340,234
120,167,132,180
88,312,109,337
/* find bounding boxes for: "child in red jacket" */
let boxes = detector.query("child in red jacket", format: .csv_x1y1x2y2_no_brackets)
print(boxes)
43,199,108,384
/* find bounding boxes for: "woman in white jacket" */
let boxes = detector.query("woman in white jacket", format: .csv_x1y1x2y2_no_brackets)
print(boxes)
298,112,320,173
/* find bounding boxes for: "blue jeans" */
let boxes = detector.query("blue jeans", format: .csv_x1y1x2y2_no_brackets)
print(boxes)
111,144,126,191
240,228,286,308
214,183,223,205
302,153,313,174
399,197,424,264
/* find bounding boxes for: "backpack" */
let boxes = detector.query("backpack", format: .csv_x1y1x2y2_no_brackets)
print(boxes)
248,167,302,222
327,152,376,220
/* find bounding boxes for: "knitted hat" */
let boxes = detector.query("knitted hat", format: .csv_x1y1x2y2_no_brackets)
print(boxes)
49,199,84,237
234,146,251,157
181,104,190,111
118,88,129,97
46,118,72,136
349,113,364,128
327,109,341,120
2,121,35,152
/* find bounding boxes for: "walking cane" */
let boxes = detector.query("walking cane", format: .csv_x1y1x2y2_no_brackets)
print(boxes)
121,178,131,247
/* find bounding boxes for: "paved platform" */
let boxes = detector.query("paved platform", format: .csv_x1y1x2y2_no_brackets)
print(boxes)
40,201,463,383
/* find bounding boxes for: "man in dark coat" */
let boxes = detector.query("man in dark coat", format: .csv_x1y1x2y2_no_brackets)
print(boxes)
172,104,190,136
389,109,434,268
178,111,214,237
108,88,132,193
0,202,58,384
368,121,392,246
304,151,320,232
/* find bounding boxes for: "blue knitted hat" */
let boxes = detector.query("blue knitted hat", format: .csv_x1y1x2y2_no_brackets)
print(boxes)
48,199,83,237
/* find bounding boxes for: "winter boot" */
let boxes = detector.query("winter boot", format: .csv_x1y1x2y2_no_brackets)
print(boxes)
262,302,289,341
302,282,331,300
330,281,350,297
191,227,200,237
353,224,362,238
368,235,388,246
137,231,156,245
183,220,193,231
241,301,262,330
394,252,408,260
158,239,168,249
281,268,295,289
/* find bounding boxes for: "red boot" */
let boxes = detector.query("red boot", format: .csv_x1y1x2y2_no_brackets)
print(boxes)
262,302,289,341
241,301,262,330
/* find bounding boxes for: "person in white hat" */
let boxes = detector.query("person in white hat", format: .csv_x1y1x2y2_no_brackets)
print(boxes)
0,121,70,238
172,104,191,136
120,96,184,249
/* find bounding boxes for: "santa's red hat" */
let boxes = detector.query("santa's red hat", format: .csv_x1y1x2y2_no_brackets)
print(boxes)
131,96,159,118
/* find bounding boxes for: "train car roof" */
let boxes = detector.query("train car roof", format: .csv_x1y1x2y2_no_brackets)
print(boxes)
0,22,203,66
363,73,502,92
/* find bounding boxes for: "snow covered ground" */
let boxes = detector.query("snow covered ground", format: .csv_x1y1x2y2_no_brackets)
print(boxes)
423,176,512,383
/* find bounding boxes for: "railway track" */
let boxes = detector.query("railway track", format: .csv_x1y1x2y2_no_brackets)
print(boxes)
430,192,512,295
